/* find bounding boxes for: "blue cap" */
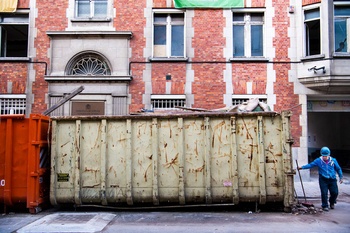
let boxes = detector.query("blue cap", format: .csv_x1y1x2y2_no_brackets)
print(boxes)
320,147,330,156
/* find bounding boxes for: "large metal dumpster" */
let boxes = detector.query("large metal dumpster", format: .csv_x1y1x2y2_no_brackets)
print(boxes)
0,114,50,213
50,111,295,210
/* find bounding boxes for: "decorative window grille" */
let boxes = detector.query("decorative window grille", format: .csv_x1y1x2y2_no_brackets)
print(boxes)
151,95,186,110
71,56,111,75
232,95,267,106
0,95,26,115
66,53,111,75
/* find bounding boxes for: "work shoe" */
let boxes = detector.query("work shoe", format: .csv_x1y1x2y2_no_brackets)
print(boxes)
322,207,329,211
330,204,334,209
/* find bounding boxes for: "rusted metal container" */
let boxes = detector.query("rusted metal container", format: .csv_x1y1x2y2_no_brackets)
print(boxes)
0,114,50,213
49,111,294,211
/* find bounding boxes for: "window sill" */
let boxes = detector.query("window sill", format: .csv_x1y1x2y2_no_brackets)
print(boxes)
333,53,350,58
230,57,269,62
300,54,325,61
45,75,133,82
0,57,31,62
149,57,188,62
71,18,111,22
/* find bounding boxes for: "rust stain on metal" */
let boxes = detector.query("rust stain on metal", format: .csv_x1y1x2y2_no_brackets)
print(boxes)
60,141,70,148
137,159,152,182
188,165,204,173
144,163,152,182
164,154,178,168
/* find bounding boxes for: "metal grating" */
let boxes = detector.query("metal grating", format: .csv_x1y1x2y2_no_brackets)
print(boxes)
113,96,128,115
232,98,267,106
0,97,26,115
151,98,186,109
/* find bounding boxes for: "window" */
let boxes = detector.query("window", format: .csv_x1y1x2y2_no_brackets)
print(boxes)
232,95,267,106
233,12,264,57
151,95,186,110
75,0,107,18
153,13,185,58
0,95,26,115
304,8,320,56
66,53,111,75
334,5,350,53
0,14,28,57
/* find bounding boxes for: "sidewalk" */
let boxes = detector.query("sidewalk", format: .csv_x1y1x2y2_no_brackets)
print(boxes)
294,172,350,200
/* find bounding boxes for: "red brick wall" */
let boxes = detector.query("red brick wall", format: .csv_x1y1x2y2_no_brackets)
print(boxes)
191,10,226,109
31,0,68,113
152,63,186,94
18,0,29,8
303,0,321,6
232,64,267,94
0,64,27,94
272,1,300,146
0,1,30,96
116,1,147,113
251,0,266,8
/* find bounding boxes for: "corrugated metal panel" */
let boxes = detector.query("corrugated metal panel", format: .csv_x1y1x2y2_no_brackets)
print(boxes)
50,112,294,209
0,114,51,213
48,96,64,116
113,96,127,115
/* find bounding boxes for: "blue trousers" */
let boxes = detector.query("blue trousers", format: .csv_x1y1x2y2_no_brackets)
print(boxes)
319,176,338,208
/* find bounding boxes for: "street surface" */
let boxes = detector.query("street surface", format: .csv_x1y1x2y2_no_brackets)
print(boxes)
1,173,349,233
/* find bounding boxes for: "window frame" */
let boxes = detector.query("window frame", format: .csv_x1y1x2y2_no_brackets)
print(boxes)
0,13,29,58
334,2,350,54
65,51,112,76
232,94,267,106
232,9,265,58
0,94,26,115
151,94,186,110
75,0,108,19
152,9,186,59
304,6,321,57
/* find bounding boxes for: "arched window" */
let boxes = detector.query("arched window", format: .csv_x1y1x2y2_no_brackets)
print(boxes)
66,52,111,75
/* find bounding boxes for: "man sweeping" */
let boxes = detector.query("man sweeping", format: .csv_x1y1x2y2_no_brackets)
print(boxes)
298,146,343,211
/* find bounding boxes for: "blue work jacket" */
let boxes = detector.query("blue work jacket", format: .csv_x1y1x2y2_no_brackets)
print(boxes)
302,156,343,180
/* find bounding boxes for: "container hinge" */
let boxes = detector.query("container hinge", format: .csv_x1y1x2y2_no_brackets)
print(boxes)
30,172,39,177
286,138,294,144
285,171,296,175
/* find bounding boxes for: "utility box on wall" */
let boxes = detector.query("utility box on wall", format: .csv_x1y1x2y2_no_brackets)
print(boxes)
0,114,51,213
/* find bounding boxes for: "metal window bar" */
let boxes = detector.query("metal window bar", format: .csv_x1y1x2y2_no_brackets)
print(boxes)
113,97,128,115
49,96,64,117
232,98,267,106
151,99,185,109
0,98,26,115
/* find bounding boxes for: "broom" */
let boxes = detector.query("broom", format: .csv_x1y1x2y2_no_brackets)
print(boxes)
295,160,314,208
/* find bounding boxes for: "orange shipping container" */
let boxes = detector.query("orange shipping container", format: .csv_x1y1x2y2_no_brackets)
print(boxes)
0,114,50,213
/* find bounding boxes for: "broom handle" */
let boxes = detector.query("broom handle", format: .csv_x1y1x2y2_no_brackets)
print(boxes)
295,160,307,202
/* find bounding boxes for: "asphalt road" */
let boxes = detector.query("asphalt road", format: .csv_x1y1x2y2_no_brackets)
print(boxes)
1,173,350,233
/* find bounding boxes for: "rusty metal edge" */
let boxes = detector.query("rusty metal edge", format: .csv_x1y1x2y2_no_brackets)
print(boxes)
50,111,280,121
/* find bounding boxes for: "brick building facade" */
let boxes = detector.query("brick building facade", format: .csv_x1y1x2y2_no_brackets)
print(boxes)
1,0,350,174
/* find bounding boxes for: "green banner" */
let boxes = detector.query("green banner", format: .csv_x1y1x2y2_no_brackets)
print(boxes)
174,0,244,8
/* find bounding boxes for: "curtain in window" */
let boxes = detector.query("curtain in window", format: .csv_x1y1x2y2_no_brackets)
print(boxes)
0,0,18,12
